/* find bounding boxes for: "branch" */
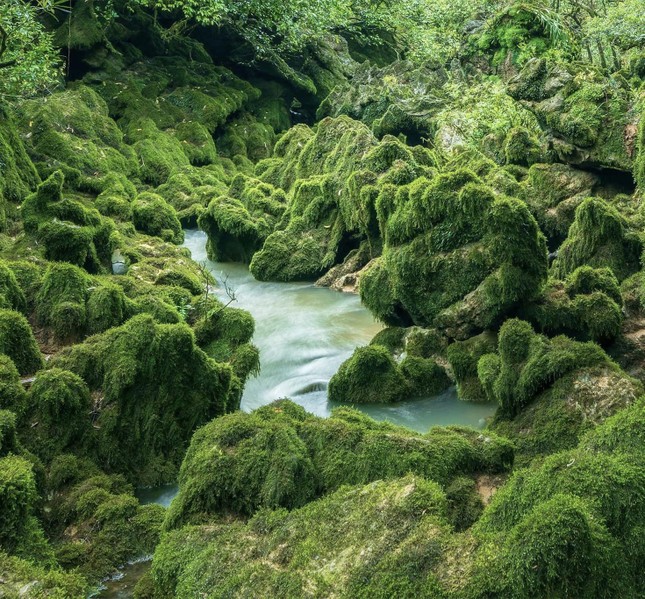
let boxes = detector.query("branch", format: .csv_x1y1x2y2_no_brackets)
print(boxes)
0,24,7,61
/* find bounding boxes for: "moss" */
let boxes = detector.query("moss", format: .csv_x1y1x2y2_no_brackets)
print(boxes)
132,192,183,244
0,455,38,553
86,280,130,335
0,103,40,208
552,197,641,282
36,262,90,342
399,355,451,397
0,410,18,458
0,355,27,415
18,85,138,179
328,345,408,403
524,272,623,342
49,472,165,581
498,494,619,598
23,369,92,464
194,306,255,349
369,326,407,353
164,400,513,528
362,170,547,336
155,475,451,598
488,318,613,418
445,476,484,531
0,260,27,313
0,309,43,376
174,121,218,166
51,314,239,484
447,331,497,402
0,550,88,596
503,127,542,166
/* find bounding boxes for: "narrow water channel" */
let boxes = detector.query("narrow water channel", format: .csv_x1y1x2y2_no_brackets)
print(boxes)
184,228,497,427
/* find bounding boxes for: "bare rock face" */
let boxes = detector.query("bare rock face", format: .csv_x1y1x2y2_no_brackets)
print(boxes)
315,247,371,293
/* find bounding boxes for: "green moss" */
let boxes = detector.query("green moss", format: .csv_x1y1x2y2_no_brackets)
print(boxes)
51,314,239,484
524,271,623,342
498,494,619,598
447,331,497,402
132,192,183,244
36,262,90,342
0,309,43,376
399,355,451,397
164,400,513,528
0,103,40,208
362,169,547,336
0,355,27,415
155,476,450,598
0,260,27,313
488,318,612,418
0,410,18,458
328,345,408,403
0,550,87,596
552,197,641,282
0,455,38,552
23,369,91,464
445,476,484,531
49,472,165,581
503,127,542,166
174,121,218,166
18,85,138,179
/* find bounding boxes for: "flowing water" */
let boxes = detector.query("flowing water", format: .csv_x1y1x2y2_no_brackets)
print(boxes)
98,229,497,596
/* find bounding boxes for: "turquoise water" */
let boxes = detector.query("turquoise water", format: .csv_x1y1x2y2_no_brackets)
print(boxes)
183,229,496,430
136,231,497,508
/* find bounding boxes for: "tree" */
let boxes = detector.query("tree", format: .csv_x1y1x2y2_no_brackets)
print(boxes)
0,0,63,100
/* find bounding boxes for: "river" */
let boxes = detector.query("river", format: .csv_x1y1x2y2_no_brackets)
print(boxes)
97,229,496,597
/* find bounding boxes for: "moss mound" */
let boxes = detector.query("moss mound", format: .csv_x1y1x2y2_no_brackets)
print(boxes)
164,400,513,528
51,314,240,484
0,309,44,376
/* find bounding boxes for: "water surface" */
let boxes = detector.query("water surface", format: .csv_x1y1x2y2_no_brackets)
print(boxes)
184,229,496,431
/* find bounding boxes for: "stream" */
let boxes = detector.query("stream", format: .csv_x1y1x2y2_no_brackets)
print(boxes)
97,228,496,597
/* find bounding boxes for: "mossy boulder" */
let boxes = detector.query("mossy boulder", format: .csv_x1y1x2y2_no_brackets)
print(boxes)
329,344,450,404
132,192,183,244
49,472,165,581
51,314,241,484
361,169,548,339
0,355,27,415
524,267,624,342
552,196,641,282
23,369,92,464
164,400,513,528
198,174,286,263
0,309,44,376
18,85,138,180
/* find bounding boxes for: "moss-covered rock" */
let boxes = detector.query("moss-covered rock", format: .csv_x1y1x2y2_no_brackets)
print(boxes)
132,192,183,244
164,400,513,528
328,345,408,403
22,369,92,464
18,85,138,180
0,309,43,376
329,344,450,404
361,169,548,338
523,267,624,342
48,471,164,581
51,314,240,484
552,196,641,282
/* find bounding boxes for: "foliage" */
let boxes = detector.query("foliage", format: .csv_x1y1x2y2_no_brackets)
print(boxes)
0,0,62,100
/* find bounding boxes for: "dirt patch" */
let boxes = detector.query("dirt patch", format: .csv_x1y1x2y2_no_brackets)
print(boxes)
475,474,507,505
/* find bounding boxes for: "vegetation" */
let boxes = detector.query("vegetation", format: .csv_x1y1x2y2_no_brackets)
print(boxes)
0,0,644,594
